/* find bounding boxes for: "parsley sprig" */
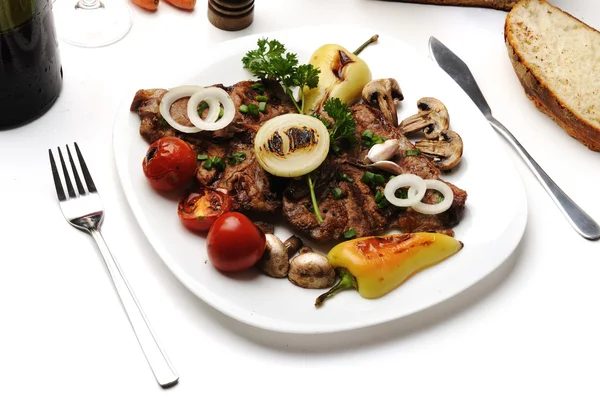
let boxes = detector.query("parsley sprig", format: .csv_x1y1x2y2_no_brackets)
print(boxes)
322,98,358,151
242,38,320,114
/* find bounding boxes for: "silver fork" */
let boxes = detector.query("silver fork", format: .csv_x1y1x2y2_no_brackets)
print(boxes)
48,143,179,388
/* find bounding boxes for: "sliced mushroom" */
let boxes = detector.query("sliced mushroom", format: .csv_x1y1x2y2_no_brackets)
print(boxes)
361,78,403,127
257,234,303,278
288,249,335,289
399,97,449,139
415,130,463,171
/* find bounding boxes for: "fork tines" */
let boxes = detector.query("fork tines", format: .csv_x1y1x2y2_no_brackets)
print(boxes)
49,143,97,201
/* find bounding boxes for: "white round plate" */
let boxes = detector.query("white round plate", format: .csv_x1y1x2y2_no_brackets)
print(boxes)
113,26,527,334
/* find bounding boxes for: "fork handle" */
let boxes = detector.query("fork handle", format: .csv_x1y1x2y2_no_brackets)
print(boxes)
487,116,600,240
90,229,179,388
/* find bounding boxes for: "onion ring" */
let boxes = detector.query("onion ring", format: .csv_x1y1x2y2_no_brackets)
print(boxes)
187,87,235,131
384,174,427,208
407,179,454,215
159,85,219,133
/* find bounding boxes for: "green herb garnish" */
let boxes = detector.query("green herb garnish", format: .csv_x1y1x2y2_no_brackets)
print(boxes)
307,173,323,223
197,101,209,116
239,104,249,114
331,187,344,200
377,197,390,209
374,190,384,203
218,107,224,118
406,149,421,156
258,102,267,113
256,95,269,102
242,38,320,114
251,82,265,93
197,154,208,161
202,156,226,171
247,103,259,117
343,228,357,239
227,152,246,166
340,173,354,182
322,97,358,149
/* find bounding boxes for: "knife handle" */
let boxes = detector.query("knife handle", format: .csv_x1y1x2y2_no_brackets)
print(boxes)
487,117,600,240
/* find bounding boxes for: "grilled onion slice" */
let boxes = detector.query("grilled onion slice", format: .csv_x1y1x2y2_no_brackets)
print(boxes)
254,114,330,177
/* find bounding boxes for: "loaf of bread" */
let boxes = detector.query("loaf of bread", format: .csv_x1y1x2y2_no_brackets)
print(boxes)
391,0,517,11
505,0,600,151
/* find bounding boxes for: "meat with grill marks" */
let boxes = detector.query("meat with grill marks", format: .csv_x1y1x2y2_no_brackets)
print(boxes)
130,80,467,241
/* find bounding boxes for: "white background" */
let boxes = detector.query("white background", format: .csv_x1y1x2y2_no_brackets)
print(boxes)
2,0,600,398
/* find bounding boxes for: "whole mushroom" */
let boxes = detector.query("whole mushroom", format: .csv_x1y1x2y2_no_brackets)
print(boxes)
256,234,303,278
288,248,335,289
399,97,449,139
415,130,463,171
361,78,404,127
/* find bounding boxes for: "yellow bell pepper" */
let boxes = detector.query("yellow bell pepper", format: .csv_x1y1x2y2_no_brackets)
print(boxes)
302,35,378,114
315,233,463,307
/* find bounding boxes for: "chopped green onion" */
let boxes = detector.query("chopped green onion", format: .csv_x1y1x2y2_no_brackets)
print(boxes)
437,194,445,203
361,129,374,139
377,198,390,209
256,95,269,102
197,101,209,116
361,171,375,184
374,190,384,203
258,102,267,113
203,156,226,171
251,82,265,93
239,104,249,114
331,187,344,200
227,152,246,166
371,136,386,145
331,143,341,153
406,149,421,156
197,154,208,161
218,107,224,118
395,187,409,199
373,173,386,185
247,103,259,117
340,173,354,182
343,228,357,239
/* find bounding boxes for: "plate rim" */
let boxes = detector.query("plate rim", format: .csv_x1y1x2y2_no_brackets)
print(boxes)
112,26,528,334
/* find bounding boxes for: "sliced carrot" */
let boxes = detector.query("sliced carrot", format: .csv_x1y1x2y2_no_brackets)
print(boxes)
164,0,196,10
131,0,159,11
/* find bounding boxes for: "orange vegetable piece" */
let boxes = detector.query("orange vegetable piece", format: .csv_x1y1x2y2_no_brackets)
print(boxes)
131,0,159,11
164,0,196,10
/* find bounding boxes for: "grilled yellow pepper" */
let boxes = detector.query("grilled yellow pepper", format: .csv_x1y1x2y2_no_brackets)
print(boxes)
302,35,378,114
315,233,463,307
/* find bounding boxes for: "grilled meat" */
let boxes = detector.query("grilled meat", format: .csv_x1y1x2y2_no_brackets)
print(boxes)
131,80,467,242
282,103,467,241
130,80,295,213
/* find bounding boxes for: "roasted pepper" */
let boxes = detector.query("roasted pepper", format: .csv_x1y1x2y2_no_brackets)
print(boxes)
302,35,378,114
315,233,463,307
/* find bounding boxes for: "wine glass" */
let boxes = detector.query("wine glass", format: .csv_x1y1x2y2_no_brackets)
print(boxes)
52,0,132,47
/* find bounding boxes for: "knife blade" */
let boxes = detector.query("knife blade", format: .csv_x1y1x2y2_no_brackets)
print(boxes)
427,36,600,240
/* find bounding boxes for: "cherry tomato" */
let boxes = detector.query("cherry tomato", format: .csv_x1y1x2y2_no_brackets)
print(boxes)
142,137,197,191
207,212,266,272
178,187,232,232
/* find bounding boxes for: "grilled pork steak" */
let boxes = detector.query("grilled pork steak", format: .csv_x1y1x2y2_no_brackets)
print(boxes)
282,104,467,241
130,80,295,213
131,80,467,241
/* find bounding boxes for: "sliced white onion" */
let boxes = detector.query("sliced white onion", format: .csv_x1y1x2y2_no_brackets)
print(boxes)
187,87,235,131
159,85,218,133
407,179,454,215
384,174,427,208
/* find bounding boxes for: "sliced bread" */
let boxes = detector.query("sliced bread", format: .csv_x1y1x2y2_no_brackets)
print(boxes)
505,0,600,151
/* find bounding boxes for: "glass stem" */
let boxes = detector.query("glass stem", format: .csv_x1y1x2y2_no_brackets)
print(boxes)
75,0,104,10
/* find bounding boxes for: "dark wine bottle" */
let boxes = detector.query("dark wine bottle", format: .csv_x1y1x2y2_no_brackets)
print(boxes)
0,0,62,129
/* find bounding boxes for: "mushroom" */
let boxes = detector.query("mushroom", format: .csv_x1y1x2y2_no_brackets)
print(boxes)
361,78,404,126
399,97,449,139
415,130,463,171
257,234,303,278
288,249,335,289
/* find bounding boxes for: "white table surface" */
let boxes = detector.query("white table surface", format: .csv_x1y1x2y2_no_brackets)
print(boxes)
2,0,600,397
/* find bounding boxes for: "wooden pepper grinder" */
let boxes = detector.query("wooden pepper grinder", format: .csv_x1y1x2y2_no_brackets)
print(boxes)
208,0,255,31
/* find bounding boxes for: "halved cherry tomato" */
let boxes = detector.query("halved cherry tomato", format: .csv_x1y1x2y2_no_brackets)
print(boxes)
143,137,197,191
207,212,266,272
178,187,232,232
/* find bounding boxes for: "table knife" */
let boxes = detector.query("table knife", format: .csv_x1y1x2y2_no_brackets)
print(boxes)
428,36,600,240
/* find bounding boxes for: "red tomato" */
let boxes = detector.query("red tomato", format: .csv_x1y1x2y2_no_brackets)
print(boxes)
207,212,266,272
178,187,232,232
142,137,197,191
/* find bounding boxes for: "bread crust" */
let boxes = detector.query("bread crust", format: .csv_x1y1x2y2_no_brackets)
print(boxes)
505,0,600,151
391,0,517,11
